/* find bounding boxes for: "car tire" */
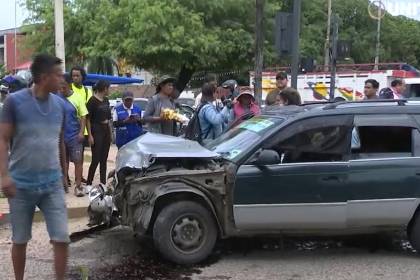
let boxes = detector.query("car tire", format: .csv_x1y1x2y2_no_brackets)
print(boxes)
152,200,217,265
409,213,420,253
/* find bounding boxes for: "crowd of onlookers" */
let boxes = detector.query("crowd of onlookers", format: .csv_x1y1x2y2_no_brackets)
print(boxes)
0,65,409,199
0,53,412,280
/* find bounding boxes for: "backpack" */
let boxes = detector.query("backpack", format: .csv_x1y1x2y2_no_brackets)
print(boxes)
184,103,207,143
84,86,89,102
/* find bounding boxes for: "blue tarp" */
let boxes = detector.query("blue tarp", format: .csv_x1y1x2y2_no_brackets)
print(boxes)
83,74,143,86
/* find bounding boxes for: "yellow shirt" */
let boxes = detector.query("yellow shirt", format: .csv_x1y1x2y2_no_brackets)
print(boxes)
67,92,88,118
71,84,92,104
71,84,92,135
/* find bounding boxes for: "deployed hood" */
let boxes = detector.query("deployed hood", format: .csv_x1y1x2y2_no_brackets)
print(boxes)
116,133,219,171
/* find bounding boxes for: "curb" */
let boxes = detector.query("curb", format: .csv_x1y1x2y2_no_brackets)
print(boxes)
0,206,88,226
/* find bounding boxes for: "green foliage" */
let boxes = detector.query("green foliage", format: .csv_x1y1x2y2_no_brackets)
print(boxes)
22,0,420,81
108,90,123,100
0,64,5,78
87,57,117,75
298,0,420,66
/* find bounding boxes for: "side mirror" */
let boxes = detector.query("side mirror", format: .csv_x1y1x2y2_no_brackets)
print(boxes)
249,149,280,165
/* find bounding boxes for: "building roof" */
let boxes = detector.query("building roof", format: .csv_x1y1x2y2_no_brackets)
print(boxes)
0,27,23,37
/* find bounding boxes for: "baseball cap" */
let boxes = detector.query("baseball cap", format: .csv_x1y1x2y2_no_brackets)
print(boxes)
122,91,134,100
222,79,238,88
276,72,288,80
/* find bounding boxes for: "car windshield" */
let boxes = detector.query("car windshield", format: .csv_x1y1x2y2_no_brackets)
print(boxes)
205,116,284,162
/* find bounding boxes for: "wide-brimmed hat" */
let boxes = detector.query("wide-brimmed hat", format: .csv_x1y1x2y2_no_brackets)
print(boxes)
157,75,176,86
237,90,255,101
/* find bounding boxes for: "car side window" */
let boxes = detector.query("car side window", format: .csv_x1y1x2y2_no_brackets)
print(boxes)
351,126,413,159
270,125,351,164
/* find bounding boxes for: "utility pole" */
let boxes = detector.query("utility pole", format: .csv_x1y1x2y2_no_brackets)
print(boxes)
54,0,66,70
329,14,339,100
291,0,302,89
324,0,332,71
14,0,17,73
254,0,265,106
374,0,382,70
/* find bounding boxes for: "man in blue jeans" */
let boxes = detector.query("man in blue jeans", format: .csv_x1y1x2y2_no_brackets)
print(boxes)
0,54,69,280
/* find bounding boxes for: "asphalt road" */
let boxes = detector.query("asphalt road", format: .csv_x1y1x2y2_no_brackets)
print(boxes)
1,218,420,280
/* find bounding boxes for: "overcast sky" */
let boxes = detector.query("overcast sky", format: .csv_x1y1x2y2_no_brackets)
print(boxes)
0,0,419,31
382,0,420,20
0,0,27,30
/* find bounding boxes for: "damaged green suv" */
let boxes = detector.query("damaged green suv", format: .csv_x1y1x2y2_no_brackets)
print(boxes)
109,100,420,264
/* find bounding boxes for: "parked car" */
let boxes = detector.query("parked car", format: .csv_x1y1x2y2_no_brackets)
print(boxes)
177,97,195,108
133,97,149,112
107,100,420,264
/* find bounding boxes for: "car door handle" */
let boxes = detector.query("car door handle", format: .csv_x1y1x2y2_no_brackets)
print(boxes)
322,176,340,181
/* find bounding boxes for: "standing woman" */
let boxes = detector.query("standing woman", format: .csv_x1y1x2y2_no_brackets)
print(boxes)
86,80,111,190
143,76,177,136
230,91,261,123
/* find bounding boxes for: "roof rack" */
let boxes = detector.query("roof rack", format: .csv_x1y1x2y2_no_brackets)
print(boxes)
301,101,333,106
323,99,407,110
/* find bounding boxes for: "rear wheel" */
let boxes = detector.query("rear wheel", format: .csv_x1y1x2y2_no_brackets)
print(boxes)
409,213,420,253
153,201,217,264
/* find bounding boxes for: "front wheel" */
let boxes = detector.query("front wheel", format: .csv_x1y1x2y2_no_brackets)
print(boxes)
153,201,217,264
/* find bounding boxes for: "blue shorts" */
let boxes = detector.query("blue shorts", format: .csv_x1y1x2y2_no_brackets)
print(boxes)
65,139,83,163
8,182,70,244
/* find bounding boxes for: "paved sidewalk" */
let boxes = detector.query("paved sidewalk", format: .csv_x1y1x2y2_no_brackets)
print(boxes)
0,145,118,224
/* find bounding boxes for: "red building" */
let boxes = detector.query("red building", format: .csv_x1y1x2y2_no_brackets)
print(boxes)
0,27,32,73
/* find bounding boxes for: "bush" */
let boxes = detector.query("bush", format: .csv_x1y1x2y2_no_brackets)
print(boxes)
109,91,122,100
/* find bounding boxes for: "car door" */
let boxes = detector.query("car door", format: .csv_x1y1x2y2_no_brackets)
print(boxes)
233,115,353,230
347,114,420,227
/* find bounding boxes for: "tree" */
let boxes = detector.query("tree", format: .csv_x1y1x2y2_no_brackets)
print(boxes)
86,57,118,75
297,0,420,67
24,0,273,90
22,0,420,89
0,64,5,78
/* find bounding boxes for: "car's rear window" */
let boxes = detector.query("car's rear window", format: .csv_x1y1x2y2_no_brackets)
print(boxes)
351,126,413,159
